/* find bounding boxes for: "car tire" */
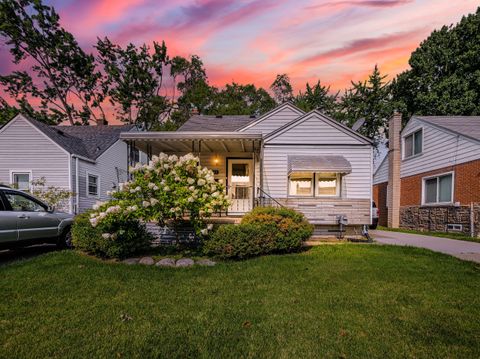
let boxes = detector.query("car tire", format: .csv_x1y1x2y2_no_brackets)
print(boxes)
57,228,73,249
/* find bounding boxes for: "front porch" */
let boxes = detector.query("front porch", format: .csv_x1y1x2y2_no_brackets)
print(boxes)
120,131,263,215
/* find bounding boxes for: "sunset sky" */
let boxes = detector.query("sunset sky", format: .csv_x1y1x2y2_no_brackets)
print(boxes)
1,0,479,94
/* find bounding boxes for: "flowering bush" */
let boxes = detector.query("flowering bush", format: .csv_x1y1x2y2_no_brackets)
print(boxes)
72,211,152,259
88,153,229,240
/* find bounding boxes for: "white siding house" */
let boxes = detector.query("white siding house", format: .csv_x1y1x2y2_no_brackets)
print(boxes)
121,103,374,234
0,114,135,213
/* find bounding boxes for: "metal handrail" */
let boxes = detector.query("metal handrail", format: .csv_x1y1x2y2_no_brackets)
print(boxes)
256,187,285,208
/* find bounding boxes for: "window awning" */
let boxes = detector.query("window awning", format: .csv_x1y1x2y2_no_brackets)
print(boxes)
288,155,352,174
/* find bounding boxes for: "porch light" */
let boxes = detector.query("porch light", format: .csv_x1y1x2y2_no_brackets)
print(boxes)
213,156,220,165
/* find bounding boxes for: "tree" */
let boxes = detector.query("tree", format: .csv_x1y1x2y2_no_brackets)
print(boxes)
393,8,480,119
294,81,339,116
270,74,293,103
96,38,171,129
0,98,19,126
0,0,105,125
208,83,275,116
339,65,394,141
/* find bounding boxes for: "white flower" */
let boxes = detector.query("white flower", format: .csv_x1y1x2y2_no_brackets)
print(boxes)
187,197,194,202
212,191,219,198
90,213,96,218
164,186,170,192
207,224,214,230
102,233,111,239
150,198,159,206
187,178,195,185
175,176,181,182
197,178,206,186
153,185,159,191
131,205,138,211
148,182,156,189
135,186,141,192
188,186,195,192
200,229,208,235
130,189,136,193
142,200,150,207
89,218,98,227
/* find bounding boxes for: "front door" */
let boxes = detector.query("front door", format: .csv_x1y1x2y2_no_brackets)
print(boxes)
227,159,254,214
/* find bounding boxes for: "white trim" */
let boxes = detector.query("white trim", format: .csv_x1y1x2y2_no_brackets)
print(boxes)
402,127,423,160
421,171,455,205
9,170,33,190
264,110,373,145
237,102,305,132
68,154,72,214
86,171,100,198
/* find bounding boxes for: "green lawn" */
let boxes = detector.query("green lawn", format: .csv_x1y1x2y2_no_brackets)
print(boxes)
1,245,480,359
377,225,480,243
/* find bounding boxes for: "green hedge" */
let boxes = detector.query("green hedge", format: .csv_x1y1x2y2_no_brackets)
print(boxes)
203,207,313,259
71,212,153,259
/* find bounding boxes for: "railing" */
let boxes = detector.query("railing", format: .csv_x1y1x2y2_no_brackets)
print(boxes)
255,187,285,208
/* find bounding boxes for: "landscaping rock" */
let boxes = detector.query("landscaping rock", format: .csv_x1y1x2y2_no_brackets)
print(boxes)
196,259,216,266
176,258,194,267
139,257,155,265
123,258,139,265
156,258,176,267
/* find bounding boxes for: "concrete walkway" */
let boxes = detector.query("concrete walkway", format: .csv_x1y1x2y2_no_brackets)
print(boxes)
371,230,480,263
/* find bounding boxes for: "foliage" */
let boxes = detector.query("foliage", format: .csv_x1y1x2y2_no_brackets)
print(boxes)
294,80,339,115
88,153,229,238
241,206,313,251
393,8,480,119
270,73,294,104
71,211,152,259
28,177,74,209
207,83,276,116
204,207,313,259
338,65,394,142
0,98,19,126
0,0,105,125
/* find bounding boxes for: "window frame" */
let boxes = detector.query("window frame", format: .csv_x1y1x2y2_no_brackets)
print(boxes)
403,128,423,159
86,171,100,198
288,172,342,198
9,170,32,190
421,171,454,205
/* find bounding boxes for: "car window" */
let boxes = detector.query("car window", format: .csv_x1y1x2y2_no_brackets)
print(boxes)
4,192,46,212
0,194,5,211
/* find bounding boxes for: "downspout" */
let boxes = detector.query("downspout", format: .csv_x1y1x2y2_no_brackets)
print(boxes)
71,155,79,214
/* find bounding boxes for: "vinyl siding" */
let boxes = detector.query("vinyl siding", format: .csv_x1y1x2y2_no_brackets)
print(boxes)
262,145,372,200
0,116,70,190
242,107,302,135
401,118,480,178
266,115,364,145
76,140,129,212
373,155,389,184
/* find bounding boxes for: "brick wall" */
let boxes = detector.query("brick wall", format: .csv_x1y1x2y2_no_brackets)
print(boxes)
373,182,388,227
400,159,480,206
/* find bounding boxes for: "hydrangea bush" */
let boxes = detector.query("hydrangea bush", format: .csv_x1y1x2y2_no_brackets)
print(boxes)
88,153,230,239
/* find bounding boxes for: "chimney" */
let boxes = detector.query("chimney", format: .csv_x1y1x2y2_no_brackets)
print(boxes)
387,112,402,228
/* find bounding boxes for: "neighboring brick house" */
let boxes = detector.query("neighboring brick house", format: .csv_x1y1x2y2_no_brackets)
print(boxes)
373,115,480,236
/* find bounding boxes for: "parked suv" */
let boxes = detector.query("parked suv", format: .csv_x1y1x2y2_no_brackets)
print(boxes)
370,201,379,229
0,185,74,249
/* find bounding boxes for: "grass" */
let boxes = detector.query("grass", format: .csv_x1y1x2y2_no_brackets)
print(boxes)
1,245,480,359
377,225,480,243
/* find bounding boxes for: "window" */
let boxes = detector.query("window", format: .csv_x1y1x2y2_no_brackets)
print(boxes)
289,172,313,196
87,173,99,197
4,191,46,212
288,172,342,197
423,173,453,204
404,129,422,158
317,173,339,197
10,171,31,190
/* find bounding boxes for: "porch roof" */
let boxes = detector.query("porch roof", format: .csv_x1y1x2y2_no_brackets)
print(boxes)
120,131,263,154
288,155,352,174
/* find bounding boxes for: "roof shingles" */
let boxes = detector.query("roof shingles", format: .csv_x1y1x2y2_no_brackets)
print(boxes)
414,116,480,141
177,115,256,132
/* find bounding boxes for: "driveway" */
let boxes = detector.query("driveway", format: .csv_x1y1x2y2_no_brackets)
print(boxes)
371,230,480,263
0,244,57,266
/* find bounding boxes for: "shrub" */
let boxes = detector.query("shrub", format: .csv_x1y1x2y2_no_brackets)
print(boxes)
72,212,152,259
241,206,313,251
203,207,314,259
203,224,277,259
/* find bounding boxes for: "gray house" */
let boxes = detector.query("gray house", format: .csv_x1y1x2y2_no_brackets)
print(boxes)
121,103,374,235
0,114,138,213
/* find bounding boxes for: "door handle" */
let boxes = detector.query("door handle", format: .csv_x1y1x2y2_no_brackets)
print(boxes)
17,214,30,219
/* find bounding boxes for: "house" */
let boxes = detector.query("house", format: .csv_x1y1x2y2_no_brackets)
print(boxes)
121,102,374,236
0,114,142,213
373,113,480,236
